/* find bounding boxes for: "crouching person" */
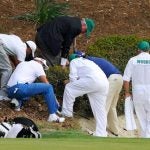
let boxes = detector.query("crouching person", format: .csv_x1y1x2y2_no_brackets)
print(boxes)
61,54,109,137
6,57,65,123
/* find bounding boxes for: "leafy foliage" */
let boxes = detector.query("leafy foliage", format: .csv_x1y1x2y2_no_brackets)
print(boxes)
13,0,69,25
87,35,150,114
46,66,69,102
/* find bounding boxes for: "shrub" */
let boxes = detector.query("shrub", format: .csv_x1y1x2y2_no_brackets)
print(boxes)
13,0,69,25
46,66,69,103
44,35,150,117
85,35,150,115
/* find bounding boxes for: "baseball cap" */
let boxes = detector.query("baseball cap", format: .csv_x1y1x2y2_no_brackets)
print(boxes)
137,41,150,51
25,41,37,57
85,18,95,38
34,57,49,70
69,54,78,61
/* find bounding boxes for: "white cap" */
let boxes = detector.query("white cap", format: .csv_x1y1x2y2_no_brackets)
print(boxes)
34,57,49,70
26,41,37,57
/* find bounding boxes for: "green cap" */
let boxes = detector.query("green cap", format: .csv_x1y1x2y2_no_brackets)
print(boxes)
69,54,78,61
137,41,150,51
85,18,95,38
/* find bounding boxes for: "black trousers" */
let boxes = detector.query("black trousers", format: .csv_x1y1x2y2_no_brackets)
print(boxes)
35,32,61,66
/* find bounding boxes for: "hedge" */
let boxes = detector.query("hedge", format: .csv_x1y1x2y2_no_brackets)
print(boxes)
45,35,150,116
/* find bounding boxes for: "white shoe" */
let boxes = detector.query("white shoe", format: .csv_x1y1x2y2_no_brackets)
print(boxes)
48,114,65,123
10,98,21,111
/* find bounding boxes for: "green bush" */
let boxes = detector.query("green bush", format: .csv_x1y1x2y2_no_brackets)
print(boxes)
46,66,69,103
86,35,150,115
44,35,150,117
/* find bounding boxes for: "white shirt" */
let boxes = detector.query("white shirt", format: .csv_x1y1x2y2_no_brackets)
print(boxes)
69,57,107,82
0,34,26,61
123,52,150,89
7,60,46,87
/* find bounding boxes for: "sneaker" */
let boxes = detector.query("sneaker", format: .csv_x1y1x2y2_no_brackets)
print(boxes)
10,98,21,111
48,114,65,123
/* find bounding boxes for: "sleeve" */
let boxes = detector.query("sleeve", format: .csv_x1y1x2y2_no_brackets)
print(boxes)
69,61,78,82
35,64,46,77
61,35,74,58
123,59,133,82
15,47,26,62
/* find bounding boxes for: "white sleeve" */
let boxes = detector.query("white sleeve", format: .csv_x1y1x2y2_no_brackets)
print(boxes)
123,59,133,81
35,64,46,77
15,47,26,62
60,58,68,66
69,61,78,82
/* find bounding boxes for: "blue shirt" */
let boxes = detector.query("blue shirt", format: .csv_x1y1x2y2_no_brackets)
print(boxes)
87,56,121,78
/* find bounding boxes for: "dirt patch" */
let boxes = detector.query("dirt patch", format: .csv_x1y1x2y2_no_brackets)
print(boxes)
79,115,140,137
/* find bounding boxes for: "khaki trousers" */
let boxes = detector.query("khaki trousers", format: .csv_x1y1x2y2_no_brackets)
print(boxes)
106,74,123,135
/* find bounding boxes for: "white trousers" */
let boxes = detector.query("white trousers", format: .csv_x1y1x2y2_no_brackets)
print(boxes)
62,76,109,137
133,86,150,138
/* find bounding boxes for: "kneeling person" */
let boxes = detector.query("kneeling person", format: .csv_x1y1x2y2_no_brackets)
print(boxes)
7,57,65,123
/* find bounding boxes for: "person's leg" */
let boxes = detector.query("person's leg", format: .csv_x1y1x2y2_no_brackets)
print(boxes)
0,44,12,98
106,74,123,135
88,92,108,137
62,78,97,117
145,103,150,138
8,83,58,114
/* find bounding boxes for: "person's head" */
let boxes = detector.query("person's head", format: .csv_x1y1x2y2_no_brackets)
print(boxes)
81,18,95,38
137,41,150,52
34,57,49,70
25,41,37,61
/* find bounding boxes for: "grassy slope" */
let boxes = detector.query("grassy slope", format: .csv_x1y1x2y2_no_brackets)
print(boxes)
0,131,150,150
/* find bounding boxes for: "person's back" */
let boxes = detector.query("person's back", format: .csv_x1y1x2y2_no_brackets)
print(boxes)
125,53,150,87
7,60,45,87
87,56,121,78
69,57,107,82
0,34,26,56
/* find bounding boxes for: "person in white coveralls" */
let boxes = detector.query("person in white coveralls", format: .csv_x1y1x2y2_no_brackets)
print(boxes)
0,34,36,100
61,54,109,137
123,41,150,138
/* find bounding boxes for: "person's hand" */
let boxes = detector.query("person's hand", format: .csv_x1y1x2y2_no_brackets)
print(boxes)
125,92,131,99
61,65,66,69
63,80,69,85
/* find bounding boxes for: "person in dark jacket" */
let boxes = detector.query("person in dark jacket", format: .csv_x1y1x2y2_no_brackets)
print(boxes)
35,16,95,67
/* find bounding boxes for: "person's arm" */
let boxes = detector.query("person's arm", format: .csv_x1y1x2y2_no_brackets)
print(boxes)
123,58,133,98
9,55,21,67
123,80,131,98
38,75,49,83
61,36,74,67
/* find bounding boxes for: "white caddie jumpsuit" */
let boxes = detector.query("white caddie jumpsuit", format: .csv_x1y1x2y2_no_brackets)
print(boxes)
62,57,109,137
123,52,150,138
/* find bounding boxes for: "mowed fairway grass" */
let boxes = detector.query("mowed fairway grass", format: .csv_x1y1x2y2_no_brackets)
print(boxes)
0,131,150,150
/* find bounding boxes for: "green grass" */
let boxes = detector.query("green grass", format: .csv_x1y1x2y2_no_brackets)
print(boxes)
0,131,150,150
